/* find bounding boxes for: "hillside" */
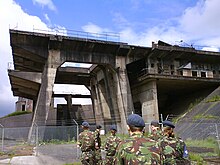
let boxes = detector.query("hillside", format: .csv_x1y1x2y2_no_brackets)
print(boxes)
175,86,220,140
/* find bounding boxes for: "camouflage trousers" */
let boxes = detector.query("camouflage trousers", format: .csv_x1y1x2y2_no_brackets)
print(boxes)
164,158,191,165
80,150,95,165
104,155,115,165
94,149,102,165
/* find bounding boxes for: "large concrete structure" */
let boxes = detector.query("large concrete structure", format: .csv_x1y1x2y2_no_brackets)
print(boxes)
8,30,220,138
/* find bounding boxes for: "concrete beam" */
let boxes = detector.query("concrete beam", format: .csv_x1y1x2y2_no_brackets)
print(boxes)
8,70,42,83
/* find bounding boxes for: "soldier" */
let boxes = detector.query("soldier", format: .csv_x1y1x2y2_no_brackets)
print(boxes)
159,120,190,165
94,125,102,165
149,120,163,141
104,125,121,165
78,121,95,165
114,114,163,164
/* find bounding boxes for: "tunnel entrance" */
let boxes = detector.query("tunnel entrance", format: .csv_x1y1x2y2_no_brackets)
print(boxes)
156,79,220,119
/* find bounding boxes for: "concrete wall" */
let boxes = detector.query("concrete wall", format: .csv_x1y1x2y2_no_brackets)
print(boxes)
0,114,32,128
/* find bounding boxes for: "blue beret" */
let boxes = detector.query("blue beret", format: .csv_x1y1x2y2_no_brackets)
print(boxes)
162,120,175,128
151,120,160,127
82,121,90,127
127,114,145,127
110,125,117,131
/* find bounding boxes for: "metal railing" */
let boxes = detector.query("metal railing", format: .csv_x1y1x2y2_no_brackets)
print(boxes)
10,24,120,43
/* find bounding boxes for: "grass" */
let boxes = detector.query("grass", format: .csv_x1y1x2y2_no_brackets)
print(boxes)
193,114,219,121
206,95,220,102
185,137,218,149
3,111,32,118
39,138,77,145
185,137,220,164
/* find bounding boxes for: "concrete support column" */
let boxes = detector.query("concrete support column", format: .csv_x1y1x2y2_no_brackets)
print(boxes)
28,50,62,142
65,94,75,125
93,81,105,126
115,56,133,134
140,80,159,123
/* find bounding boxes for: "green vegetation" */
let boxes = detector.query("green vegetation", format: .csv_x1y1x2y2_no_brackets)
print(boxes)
39,138,76,145
206,95,220,102
185,137,220,164
172,97,204,123
186,137,218,149
193,114,219,121
188,97,204,111
3,111,32,118
189,153,205,165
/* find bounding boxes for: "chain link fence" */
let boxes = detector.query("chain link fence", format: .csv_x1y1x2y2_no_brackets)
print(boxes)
0,121,219,163
0,120,79,154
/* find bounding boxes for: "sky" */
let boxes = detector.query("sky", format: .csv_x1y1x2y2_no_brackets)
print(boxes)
0,0,220,117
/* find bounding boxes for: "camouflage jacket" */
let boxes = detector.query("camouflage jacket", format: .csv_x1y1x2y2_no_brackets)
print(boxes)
114,132,162,165
105,134,121,156
158,136,190,165
149,129,163,141
78,129,95,152
94,129,101,148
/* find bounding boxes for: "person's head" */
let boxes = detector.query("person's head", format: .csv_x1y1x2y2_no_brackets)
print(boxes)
110,125,117,135
162,120,175,137
81,121,90,130
127,114,145,134
150,120,160,132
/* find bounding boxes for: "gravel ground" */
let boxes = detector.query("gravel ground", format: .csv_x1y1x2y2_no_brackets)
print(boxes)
36,144,81,164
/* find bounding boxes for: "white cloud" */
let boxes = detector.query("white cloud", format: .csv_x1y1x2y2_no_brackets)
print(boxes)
180,0,220,39
0,0,66,117
111,0,220,50
81,22,119,41
44,13,51,24
32,0,56,11
82,22,105,34
202,46,219,52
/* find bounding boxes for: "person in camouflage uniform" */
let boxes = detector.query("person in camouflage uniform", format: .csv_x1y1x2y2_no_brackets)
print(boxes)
159,120,190,165
114,114,163,165
149,120,163,141
78,121,96,165
104,125,121,165
94,125,102,165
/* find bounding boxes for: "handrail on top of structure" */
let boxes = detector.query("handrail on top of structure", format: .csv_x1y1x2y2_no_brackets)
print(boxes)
33,27,120,43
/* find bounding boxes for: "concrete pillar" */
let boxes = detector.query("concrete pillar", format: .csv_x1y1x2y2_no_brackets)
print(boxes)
115,56,134,134
134,80,159,123
28,50,62,142
94,81,105,125
65,94,74,125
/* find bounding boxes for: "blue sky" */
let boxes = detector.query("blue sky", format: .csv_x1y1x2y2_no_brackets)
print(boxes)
0,0,220,117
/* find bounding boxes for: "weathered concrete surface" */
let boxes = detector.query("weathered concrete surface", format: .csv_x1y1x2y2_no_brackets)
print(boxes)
8,30,220,136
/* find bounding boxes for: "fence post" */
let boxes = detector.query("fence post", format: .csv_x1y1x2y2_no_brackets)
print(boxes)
34,123,39,156
72,119,78,142
0,123,4,152
72,119,79,159
215,123,220,152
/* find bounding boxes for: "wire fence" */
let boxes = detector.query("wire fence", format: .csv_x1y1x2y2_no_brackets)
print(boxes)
0,121,219,163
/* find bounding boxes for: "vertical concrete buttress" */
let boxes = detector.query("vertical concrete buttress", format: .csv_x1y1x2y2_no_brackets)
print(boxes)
91,57,133,133
114,56,133,133
93,80,105,126
28,50,62,142
132,80,159,123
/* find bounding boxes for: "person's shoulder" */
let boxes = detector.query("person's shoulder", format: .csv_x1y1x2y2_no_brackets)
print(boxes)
87,130,94,135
